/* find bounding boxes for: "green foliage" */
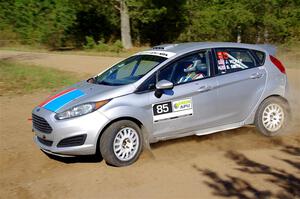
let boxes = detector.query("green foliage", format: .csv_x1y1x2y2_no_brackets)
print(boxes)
178,0,256,42
0,60,80,95
128,0,167,24
83,36,97,49
95,39,110,52
1,0,299,47
110,40,123,53
128,0,187,44
83,36,123,53
0,0,76,48
178,0,300,43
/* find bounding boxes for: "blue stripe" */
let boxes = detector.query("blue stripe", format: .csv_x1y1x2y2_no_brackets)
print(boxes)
43,89,85,112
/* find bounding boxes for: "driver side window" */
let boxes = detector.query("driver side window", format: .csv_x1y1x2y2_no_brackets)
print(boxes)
158,50,211,85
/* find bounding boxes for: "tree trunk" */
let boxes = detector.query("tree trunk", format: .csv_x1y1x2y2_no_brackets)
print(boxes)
264,28,269,44
120,0,132,49
256,28,261,44
237,25,242,43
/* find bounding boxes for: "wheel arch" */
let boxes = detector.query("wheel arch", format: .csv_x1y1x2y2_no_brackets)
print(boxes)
261,94,289,106
257,94,290,115
245,94,290,125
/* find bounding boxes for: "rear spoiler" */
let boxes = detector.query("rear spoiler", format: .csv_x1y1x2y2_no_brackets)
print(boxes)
257,44,276,56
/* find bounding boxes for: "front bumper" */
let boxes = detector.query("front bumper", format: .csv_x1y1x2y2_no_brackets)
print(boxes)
32,107,110,156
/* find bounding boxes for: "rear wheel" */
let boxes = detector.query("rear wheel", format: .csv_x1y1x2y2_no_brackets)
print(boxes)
255,97,290,136
100,120,143,167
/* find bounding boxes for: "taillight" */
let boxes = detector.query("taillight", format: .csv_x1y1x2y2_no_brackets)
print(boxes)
270,55,286,74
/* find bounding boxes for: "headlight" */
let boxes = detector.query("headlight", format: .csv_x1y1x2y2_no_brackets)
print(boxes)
55,100,110,120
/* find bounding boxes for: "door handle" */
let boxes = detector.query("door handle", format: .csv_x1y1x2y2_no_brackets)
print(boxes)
250,73,263,79
197,85,213,93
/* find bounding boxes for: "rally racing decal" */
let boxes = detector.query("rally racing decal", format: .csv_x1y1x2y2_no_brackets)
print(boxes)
217,51,248,73
39,88,85,112
152,98,193,122
137,50,176,58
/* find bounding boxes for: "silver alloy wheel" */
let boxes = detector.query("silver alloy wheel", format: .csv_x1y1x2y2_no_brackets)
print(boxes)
113,127,139,161
262,103,285,132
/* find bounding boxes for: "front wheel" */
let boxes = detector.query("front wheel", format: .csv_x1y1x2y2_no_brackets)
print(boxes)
255,97,290,136
100,120,143,167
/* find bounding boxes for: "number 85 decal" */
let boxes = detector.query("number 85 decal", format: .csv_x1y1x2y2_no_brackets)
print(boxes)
153,102,172,116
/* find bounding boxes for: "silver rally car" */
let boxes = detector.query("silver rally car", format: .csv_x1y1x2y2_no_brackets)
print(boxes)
32,42,290,166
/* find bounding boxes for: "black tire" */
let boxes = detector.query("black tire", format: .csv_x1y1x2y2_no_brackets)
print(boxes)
99,120,143,167
255,96,290,136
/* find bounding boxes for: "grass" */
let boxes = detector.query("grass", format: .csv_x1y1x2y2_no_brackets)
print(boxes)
0,60,81,96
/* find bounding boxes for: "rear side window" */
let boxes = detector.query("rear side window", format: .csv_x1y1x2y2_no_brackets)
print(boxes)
215,48,257,75
252,50,266,66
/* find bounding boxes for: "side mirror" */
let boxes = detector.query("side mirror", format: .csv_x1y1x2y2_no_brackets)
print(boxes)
156,80,174,90
155,80,174,98
87,77,95,83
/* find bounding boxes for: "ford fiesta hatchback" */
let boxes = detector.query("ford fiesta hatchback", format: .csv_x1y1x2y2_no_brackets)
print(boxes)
32,42,290,166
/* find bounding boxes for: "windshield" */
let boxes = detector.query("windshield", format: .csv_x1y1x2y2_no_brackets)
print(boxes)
95,55,167,86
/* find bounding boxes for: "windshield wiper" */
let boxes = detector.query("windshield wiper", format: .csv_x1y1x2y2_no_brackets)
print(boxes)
97,80,123,86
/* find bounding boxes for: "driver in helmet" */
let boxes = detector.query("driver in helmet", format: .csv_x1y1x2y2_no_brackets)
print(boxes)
178,60,206,84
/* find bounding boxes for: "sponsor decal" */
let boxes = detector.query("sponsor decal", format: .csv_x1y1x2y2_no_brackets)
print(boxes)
173,99,192,112
217,52,228,60
217,52,223,59
39,88,85,112
138,50,176,58
216,51,248,71
152,98,193,122
218,59,226,71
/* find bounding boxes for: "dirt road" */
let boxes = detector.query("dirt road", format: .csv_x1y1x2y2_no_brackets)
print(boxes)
0,50,122,75
0,50,299,199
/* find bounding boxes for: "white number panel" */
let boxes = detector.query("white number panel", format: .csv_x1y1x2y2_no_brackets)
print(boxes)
152,98,193,122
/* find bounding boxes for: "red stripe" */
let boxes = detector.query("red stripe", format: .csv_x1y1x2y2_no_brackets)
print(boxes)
39,88,76,107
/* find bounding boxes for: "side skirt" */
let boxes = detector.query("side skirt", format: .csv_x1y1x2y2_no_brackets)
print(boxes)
150,122,245,143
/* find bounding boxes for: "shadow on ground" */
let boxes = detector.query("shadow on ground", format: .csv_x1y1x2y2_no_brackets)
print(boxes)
193,145,300,199
43,151,103,164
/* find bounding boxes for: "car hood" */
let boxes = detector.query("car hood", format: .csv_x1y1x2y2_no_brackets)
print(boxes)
38,81,136,113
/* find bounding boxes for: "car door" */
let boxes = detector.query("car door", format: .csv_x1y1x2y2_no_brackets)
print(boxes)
136,50,220,138
212,48,267,126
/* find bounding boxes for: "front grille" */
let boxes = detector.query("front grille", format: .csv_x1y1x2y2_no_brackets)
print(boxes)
37,136,53,146
57,134,87,148
32,114,52,134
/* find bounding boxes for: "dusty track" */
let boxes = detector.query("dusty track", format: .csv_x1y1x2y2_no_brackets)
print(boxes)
0,50,299,199
0,50,122,75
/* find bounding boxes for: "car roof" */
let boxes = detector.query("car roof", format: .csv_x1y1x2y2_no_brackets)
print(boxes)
151,42,271,55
